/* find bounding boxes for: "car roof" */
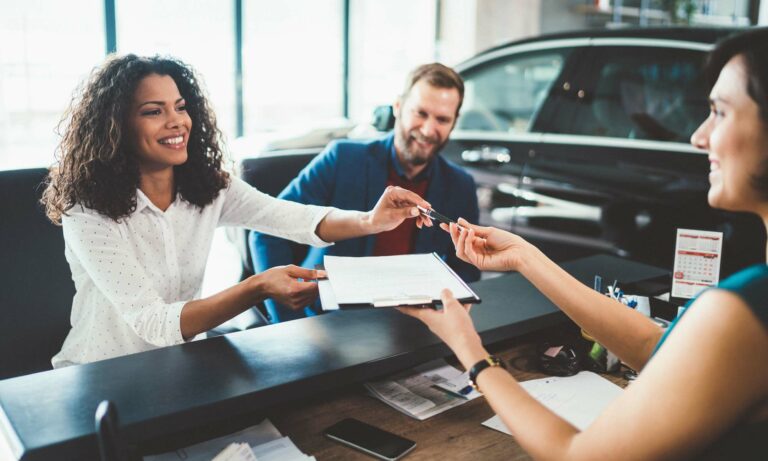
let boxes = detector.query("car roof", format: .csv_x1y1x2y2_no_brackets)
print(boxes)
471,26,745,60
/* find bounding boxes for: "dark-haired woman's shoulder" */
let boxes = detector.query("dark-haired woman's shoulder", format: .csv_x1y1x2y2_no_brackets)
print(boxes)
716,263,768,328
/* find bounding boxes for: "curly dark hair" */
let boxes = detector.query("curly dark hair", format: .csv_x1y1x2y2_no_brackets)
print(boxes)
43,54,229,224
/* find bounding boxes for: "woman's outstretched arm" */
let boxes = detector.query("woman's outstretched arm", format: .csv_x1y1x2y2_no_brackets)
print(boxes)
401,289,768,460
447,219,662,370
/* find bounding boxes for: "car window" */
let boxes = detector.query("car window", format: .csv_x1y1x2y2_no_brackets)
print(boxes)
559,46,708,143
458,49,571,133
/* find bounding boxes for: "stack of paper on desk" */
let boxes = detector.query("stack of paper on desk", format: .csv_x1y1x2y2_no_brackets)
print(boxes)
323,253,480,308
365,359,482,420
143,418,315,461
482,371,623,435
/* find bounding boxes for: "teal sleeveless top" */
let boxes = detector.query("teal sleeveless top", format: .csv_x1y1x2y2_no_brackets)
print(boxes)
653,264,768,354
651,264,768,460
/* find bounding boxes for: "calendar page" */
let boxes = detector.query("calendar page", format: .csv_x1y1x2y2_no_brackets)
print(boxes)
671,229,723,299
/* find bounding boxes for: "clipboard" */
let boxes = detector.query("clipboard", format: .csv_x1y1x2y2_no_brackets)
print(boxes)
323,253,481,309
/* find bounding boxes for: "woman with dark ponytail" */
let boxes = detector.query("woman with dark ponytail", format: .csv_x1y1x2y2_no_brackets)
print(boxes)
401,28,768,460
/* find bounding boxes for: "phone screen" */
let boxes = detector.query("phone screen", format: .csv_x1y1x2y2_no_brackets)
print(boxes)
324,418,416,460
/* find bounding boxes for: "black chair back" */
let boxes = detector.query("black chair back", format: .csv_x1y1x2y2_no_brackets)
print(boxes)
236,150,318,277
0,168,75,379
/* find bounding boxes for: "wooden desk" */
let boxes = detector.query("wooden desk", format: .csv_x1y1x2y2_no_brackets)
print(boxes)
269,337,629,461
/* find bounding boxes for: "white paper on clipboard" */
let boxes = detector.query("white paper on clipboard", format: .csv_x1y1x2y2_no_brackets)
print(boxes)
323,253,479,307
671,228,723,299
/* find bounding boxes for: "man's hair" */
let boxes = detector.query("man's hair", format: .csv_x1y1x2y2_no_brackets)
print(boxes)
705,28,768,198
401,63,465,116
42,54,229,224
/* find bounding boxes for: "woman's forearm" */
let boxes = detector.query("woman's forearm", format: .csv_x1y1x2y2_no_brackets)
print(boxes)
517,245,663,371
315,209,374,243
179,277,263,340
478,368,582,461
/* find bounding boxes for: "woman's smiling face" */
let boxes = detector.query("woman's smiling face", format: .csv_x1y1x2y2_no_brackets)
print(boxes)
691,55,768,214
128,73,192,174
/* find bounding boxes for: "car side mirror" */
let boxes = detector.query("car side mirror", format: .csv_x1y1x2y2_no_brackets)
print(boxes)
372,105,395,132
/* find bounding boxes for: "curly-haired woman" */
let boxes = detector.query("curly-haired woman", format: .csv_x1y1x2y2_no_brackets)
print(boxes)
402,28,768,460
43,54,432,367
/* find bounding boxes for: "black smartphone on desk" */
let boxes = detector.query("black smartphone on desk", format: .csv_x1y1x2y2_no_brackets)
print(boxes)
324,418,416,460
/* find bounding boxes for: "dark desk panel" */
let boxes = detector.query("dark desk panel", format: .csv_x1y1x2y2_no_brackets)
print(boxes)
0,254,667,460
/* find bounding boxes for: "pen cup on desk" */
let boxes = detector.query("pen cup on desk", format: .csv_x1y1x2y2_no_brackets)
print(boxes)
582,274,621,373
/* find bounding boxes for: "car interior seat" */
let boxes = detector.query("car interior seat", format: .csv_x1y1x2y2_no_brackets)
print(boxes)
457,107,507,131
0,168,75,379
591,63,645,139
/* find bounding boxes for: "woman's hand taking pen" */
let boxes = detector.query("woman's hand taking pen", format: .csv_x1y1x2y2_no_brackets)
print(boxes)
440,218,531,272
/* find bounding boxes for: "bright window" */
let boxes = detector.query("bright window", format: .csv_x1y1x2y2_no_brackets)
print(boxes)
0,0,105,170
348,0,436,124
242,0,344,132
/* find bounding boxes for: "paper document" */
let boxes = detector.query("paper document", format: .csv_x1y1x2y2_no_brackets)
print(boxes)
365,359,482,420
251,437,315,461
324,253,479,307
482,371,623,435
144,419,281,461
318,278,339,311
211,443,257,461
143,419,314,461
433,370,479,399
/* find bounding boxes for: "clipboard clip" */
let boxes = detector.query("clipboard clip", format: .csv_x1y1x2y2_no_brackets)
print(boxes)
372,295,433,308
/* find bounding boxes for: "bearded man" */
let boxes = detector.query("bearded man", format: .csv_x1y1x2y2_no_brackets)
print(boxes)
251,63,480,322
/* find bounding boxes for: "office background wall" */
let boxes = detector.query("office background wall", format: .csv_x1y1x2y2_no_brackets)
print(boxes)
1,0,761,172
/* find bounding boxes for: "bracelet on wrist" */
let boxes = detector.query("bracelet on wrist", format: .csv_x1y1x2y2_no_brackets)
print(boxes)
468,355,506,392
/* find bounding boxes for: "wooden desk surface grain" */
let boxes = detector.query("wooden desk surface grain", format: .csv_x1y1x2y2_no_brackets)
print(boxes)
268,339,629,461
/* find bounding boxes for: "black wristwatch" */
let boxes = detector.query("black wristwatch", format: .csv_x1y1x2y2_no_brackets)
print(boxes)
468,355,506,392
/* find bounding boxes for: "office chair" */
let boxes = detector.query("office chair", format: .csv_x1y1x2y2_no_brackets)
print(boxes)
235,150,319,279
210,150,318,331
0,168,75,379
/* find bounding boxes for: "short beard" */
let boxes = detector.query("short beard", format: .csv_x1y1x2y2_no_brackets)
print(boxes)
395,126,445,169
402,148,430,166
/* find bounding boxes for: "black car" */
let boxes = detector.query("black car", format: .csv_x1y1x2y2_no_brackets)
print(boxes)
441,27,765,276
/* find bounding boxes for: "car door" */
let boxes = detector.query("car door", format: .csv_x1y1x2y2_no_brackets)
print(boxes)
531,38,764,274
446,35,764,274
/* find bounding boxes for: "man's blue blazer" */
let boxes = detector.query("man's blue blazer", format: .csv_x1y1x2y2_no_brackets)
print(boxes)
250,133,480,322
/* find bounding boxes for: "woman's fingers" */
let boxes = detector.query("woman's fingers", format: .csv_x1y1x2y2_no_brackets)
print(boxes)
464,227,476,260
286,265,320,280
450,222,462,249
440,288,458,307
455,225,468,261
456,217,491,238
